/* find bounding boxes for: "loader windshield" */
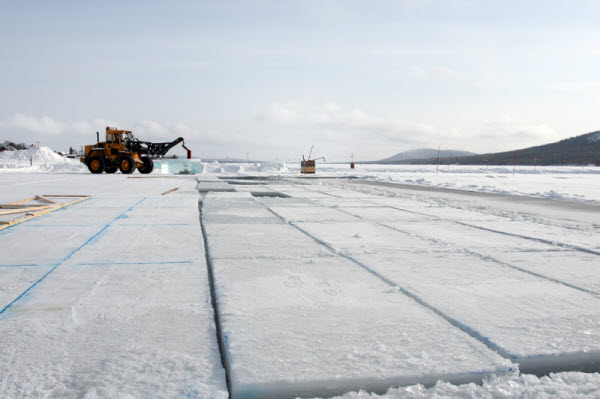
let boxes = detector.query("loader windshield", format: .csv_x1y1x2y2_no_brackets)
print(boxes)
121,132,133,144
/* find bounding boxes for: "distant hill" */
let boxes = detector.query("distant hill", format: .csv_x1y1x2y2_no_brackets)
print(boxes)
374,131,600,166
372,148,477,163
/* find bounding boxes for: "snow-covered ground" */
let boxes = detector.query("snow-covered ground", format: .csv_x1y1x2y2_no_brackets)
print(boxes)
0,146,87,173
1,150,600,398
288,163,600,203
2,147,600,202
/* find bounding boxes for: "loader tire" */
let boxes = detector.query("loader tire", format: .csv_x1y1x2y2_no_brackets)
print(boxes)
88,156,105,174
119,155,136,174
138,157,154,174
105,164,118,174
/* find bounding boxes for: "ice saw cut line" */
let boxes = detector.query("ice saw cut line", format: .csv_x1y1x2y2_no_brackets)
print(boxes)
0,195,91,231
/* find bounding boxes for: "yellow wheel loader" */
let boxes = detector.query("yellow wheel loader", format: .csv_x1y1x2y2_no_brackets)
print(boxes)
81,127,186,174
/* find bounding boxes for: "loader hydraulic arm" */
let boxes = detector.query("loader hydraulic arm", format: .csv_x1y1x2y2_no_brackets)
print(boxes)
127,137,184,158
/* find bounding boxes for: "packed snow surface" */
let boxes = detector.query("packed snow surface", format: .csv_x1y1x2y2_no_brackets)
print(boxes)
315,372,600,399
2,150,598,202
202,194,514,399
0,175,227,398
1,168,600,398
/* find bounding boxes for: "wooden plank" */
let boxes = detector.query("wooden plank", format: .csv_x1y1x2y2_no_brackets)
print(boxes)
162,187,180,195
35,195,56,204
0,204,52,209
8,197,37,205
0,195,91,231
42,195,92,198
0,205,56,215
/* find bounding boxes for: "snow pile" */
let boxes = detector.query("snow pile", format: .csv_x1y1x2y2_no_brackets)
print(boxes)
320,372,600,399
202,161,288,175
0,146,86,173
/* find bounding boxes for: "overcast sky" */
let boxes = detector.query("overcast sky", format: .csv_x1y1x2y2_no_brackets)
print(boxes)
1,1,599,161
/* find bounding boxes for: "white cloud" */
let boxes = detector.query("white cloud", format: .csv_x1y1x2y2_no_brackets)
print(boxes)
478,116,559,147
133,120,170,140
434,66,455,78
0,114,207,150
259,101,443,151
540,81,598,93
408,65,427,78
7,114,66,134
2,114,119,137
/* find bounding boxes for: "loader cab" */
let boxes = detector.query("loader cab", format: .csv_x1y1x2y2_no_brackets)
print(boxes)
105,128,133,148
106,132,117,144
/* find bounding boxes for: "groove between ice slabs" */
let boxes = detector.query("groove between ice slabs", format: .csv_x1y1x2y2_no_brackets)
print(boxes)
0,192,227,397
328,197,600,294
68,195,205,264
0,224,101,265
0,199,147,310
197,181,236,193
0,265,55,306
268,206,362,223
376,219,558,255
461,220,600,253
293,221,460,256
0,260,227,398
202,198,283,225
491,250,600,295
293,218,600,372
347,249,600,374
346,206,437,222
210,256,515,399
372,217,600,294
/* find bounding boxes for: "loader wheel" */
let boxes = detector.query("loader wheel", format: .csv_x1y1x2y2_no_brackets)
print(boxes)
138,157,154,174
105,164,118,174
87,156,105,174
119,155,136,174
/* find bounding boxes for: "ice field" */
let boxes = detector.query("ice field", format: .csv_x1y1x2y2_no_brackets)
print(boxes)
1,164,600,398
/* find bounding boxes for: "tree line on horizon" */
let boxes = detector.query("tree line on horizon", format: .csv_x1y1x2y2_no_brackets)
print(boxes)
375,131,600,166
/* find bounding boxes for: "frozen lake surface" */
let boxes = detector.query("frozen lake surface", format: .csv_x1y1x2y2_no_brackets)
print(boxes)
1,168,600,398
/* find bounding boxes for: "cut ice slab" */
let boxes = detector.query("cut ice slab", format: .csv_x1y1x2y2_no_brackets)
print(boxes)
493,250,600,295
202,223,333,259
67,224,205,264
380,220,555,254
293,221,461,255
300,187,382,199
0,224,101,265
155,159,204,174
202,205,282,224
0,261,228,398
0,264,54,307
339,206,436,223
462,219,600,253
353,251,600,375
268,206,361,223
211,257,516,399
197,181,236,193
